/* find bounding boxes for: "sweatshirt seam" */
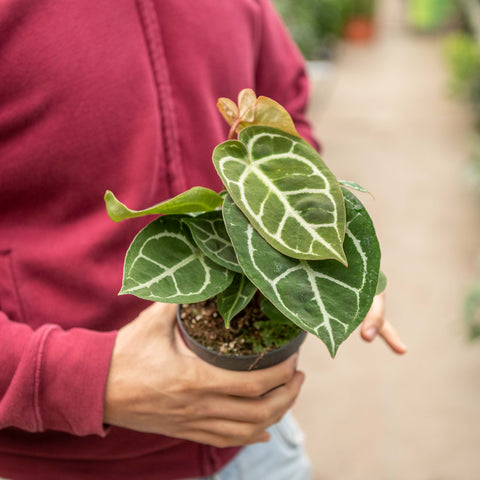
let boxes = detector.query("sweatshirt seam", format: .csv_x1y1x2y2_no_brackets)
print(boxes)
135,0,187,196
0,249,26,323
6,249,27,323
32,325,56,431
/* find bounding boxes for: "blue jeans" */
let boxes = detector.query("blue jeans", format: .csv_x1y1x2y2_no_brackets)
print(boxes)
192,412,311,480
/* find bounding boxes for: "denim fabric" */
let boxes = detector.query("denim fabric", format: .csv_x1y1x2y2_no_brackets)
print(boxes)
192,412,311,480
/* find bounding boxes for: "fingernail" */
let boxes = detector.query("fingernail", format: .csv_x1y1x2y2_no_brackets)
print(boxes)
364,327,377,341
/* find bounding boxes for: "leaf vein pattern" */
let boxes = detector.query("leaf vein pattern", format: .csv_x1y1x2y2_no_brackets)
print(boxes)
302,261,339,350
219,132,343,257
246,225,303,324
345,199,369,293
220,160,340,256
192,224,232,251
228,279,250,316
246,225,343,353
127,233,212,296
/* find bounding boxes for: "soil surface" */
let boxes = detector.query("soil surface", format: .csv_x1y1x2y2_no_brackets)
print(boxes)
179,295,301,356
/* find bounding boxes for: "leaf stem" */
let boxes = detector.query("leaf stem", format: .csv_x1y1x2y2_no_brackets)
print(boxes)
228,119,241,140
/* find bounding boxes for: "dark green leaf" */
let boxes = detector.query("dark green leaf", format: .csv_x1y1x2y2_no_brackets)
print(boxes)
217,274,258,328
182,211,242,273
223,188,380,357
121,216,234,303
213,126,347,264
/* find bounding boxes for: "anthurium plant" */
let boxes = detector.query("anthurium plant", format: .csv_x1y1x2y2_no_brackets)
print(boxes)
105,89,385,357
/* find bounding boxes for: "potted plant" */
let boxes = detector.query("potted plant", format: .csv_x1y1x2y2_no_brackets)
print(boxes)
343,0,377,43
105,89,385,370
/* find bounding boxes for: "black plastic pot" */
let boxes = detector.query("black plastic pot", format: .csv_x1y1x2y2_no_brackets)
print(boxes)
177,305,307,371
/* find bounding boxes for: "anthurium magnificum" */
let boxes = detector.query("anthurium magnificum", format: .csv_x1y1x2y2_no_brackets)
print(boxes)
105,89,385,357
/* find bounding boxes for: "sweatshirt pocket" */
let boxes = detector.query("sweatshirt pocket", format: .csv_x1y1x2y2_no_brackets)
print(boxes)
0,249,25,322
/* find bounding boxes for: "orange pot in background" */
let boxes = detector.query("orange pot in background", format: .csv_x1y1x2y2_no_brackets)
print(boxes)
343,17,375,42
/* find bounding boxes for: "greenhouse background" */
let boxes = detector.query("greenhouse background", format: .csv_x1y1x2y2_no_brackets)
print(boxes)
275,0,480,478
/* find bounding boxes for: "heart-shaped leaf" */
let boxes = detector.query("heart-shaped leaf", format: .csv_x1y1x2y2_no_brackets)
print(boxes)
223,189,380,357
217,274,258,328
105,187,223,222
121,215,234,303
214,126,347,264
182,211,242,273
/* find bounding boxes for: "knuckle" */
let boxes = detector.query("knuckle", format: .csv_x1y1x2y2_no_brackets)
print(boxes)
243,379,265,397
169,367,196,393
183,402,203,419
173,361,210,394
169,377,192,396
193,402,214,419
279,366,294,385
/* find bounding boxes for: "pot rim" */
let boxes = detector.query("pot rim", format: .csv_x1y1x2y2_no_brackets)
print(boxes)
176,304,307,371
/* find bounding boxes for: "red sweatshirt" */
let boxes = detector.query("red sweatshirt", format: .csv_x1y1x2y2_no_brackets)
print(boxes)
0,1,316,479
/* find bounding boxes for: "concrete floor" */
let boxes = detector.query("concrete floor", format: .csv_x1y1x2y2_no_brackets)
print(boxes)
293,1,480,479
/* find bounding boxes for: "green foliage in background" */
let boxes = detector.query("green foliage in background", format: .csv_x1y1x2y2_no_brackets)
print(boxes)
444,32,480,122
464,279,480,340
445,10,480,341
346,0,377,17
463,136,480,342
273,0,349,59
272,0,376,59
444,33,480,97
406,0,458,31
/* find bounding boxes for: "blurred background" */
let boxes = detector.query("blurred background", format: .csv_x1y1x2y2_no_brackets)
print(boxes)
274,0,480,478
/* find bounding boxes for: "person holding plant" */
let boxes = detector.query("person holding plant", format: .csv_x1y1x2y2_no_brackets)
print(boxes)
0,1,405,480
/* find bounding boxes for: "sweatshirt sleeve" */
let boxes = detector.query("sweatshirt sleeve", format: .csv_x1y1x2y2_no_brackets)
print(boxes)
0,311,117,436
255,0,321,151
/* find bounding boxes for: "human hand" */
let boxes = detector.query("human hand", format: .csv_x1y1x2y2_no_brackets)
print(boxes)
360,291,407,354
103,302,304,447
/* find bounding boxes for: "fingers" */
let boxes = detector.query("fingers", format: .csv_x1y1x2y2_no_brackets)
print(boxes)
171,317,301,397
361,320,407,354
197,370,305,423
360,293,384,342
201,353,301,398
169,423,271,448
361,292,407,355
173,370,305,447
377,321,407,354
107,302,306,448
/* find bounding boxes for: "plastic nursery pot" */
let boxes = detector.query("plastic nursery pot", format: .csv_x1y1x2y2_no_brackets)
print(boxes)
176,305,307,371
343,17,375,43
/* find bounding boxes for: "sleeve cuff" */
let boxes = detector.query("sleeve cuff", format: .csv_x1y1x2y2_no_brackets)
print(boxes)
37,326,118,436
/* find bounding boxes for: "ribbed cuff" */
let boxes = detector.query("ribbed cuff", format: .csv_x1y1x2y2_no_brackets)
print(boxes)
37,326,118,436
